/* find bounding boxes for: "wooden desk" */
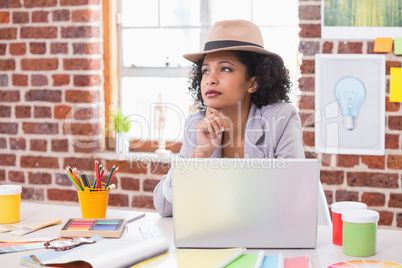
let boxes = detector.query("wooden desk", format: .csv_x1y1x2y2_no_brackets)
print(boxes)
1,202,402,267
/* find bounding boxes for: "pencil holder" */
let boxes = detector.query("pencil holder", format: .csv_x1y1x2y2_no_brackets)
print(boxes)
77,188,109,218
0,185,22,224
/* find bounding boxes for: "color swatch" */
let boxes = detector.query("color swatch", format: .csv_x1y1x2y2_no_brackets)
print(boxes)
328,260,402,267
59,218,126,238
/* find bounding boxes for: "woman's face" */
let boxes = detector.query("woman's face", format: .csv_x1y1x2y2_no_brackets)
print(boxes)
200,51,257,111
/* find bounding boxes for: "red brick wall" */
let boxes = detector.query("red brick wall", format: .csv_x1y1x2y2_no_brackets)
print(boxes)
299,0,402,228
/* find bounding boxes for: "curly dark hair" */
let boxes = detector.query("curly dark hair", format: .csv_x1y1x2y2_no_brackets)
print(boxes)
187,51,292,110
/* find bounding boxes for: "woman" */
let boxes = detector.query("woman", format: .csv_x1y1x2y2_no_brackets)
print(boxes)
153,20,305,217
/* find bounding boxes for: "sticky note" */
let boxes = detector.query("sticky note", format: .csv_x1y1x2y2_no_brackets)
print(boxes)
373,37,393,53
394,37,402,55
390,67,402,102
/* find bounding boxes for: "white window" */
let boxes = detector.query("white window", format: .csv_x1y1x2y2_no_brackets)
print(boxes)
118,0,299,142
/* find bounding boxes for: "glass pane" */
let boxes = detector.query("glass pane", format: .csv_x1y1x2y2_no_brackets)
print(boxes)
253,0,298,26
122,29,201,67
160,0,201,26
121,0,158,27
210,0,251,22
121,77,193,141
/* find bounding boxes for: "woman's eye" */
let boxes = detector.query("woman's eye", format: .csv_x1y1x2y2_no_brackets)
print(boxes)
221,67,232,72
201,69,209,75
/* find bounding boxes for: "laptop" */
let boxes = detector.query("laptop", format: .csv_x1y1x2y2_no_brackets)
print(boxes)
172,158,319,248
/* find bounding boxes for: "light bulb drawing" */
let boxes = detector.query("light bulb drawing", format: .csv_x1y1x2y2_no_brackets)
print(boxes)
334,76,366,131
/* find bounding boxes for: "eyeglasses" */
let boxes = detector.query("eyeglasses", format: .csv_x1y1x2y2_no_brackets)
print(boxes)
44,237,96,251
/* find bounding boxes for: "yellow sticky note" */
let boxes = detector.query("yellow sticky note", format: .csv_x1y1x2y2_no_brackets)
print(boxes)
390,67,402,102
373,37,393,53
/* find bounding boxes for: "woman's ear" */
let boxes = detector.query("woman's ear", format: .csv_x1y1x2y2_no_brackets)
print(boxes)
247,77,259,93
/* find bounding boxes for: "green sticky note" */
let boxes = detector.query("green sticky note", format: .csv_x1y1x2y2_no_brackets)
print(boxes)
394,37,402,55
390,67,402,102
225,252,259,268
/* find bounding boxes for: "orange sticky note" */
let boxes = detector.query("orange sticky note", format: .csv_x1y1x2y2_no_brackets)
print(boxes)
373,37,393,53
390,67,402,102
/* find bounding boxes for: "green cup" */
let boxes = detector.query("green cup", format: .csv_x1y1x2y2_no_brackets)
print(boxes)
342,209,379,257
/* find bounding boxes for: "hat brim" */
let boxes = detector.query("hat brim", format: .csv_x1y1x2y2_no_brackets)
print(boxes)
183,45,283,63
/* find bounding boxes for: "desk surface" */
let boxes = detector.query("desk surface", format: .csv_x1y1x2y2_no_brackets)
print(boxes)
1,202,402,267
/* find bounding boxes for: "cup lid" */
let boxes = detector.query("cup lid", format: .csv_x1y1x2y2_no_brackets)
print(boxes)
342,209,379,224
0,185,22,195
331,201,367,213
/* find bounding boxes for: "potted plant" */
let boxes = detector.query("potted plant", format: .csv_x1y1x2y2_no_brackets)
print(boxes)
111,109,131,155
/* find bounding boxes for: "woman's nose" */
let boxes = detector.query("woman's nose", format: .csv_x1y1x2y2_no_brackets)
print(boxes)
206,74,217,85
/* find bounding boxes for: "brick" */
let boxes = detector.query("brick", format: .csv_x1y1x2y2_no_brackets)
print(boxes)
131,195,155,209
109,193,129,207
34,106,51,118
320,170,343,185
55,173,72,186
31,74,48,86
378,211,393,226
386,61,402,75
52,10,70,21
23,122,59,134
105,160,147,175
361,155,385,169
50,42,68,54
324,190,333,204
387,155,402,170
10,137,26,150
12,12,28,23
60,0,97,6
12,74,28,86
0,0,22,8
385,134,399,149
0,28,17,39
300,111,315,127
22,187,44,200
0,59,15,70
0,11,10,23
51,139,68,152
24,0,57,7
120,177,140,191
367,41,374,54
297,95,315,110
299,24,321,38
303,131,314,146
29,42,46,54
21,58,58,70
73,43,100,54
389,193,402,208
299,5,320,20
61,26,100,38
28,172,51,184
73,107,96,120
361,192,385,206
52,74,70,86
25,89,62,102
15,105,31,118
9,42,25,55
72,139,99,153
47,189,78,202
388,116,402,130
30,139,47,151
0,44,5,55
0,154,16,166
0,123,18,134
338,42,363,54
322,42,333,53
0,75,7,86
299,41,319,56
32,11,48,22
143,179,159,192
335,190,359,202
21,156,59,169
397,213,402,228
0,90,19,103
336,155,359,167
63,157,92,171
63,123,98,136
0,169,4,181
386,97,400,112
63,58,101,70
347,172,399,188
0,138,6,148
72,9,100,22
300,60,315,74
9,170,24,182
0,105,11,117
73,75,101,87
65,90,99,103
54,105,71,119
21,27,57,39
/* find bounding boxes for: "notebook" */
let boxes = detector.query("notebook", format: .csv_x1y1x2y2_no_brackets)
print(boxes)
172,158,319,248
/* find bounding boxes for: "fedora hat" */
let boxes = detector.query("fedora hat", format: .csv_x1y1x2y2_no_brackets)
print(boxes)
183,19,283,63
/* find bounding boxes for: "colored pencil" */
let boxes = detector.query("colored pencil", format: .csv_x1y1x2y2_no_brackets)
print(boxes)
106,167,118,188
65,170,83,191
105,165,115,188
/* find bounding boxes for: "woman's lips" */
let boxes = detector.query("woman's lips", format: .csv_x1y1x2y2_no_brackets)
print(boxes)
205,90,222,97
